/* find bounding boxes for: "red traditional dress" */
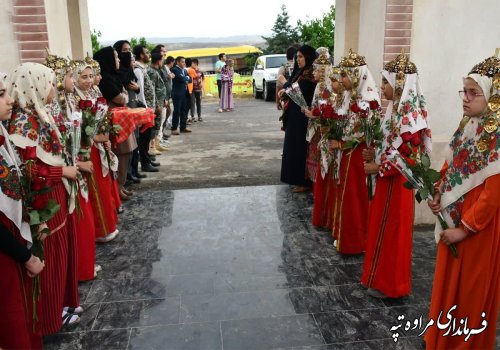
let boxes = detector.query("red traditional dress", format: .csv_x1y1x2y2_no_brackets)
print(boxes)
8,63,79,335
70,63,97,280
310,48,337,228
0,121,42,349
361,55,431,298
425,58,500,349
331,52,381,254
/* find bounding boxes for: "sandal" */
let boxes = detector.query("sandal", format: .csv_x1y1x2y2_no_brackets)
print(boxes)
63,306,84,314
62,311,80,326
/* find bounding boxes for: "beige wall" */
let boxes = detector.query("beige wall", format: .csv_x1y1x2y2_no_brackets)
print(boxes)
334,0,361,64
0,0,20,74
44,0,72,58
67,0,92,59
411,0,500,144
358,0,386,80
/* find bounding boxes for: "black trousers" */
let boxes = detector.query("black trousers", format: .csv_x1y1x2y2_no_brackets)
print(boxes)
139,127,153,166
193,91,202,118
217,79,222,98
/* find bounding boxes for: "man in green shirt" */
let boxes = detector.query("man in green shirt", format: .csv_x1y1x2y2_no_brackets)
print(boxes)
215,53,226,98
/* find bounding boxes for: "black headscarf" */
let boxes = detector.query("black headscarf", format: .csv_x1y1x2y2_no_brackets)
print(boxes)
112,40,137,87
285,44,317,88
93,46,123,102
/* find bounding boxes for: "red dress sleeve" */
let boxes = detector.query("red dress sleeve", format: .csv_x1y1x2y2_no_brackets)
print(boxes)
16,148,63,181
462,174,500,232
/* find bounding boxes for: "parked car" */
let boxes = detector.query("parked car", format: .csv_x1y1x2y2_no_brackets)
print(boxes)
252,54,287,101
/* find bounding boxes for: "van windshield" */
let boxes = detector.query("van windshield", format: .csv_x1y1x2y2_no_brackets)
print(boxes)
266,56,287,69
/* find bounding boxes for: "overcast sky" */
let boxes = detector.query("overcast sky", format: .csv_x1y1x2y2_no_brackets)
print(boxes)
87,0,334,41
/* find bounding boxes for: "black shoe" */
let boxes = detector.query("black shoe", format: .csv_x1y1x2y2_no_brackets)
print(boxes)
134,173,147,179
142,165,159,172
150,161,160,167
150,155,156,161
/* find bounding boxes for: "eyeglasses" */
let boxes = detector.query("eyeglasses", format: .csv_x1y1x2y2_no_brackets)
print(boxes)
458,89,484,100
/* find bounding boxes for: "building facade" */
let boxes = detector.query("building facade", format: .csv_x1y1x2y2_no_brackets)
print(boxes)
0,0,92,74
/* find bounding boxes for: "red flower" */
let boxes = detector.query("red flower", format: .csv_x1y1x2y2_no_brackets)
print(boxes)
350,103,360,113
25,146,37,160
91,105,98,114
83,100,93,108
38,166,50,178
31,196,48,210
410,136,422,146
468,162,478,174
399,143,412,157
78,100,86,110
321,104,334,119
0,135,5,147
58,124,67,133
312,107,321,117
422,110,428,118
402,116,410,125
404,103,411,113
322,90,331,99
359,110,368,119
401,132,412,142
32,181,44,191
369,100,379,110
406,158,416,167
453,156,464,169
458,148,469,161
97,97,107,105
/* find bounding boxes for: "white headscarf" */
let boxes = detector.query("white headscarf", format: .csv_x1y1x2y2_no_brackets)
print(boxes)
0,72,32,243
378,71,432,163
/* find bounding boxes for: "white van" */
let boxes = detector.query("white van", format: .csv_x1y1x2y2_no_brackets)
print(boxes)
252,54,287,101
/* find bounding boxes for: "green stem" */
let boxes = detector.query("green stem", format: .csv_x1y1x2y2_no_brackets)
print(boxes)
437,213,458,259
367,175,373,200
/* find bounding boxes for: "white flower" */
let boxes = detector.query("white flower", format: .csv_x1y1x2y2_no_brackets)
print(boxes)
359,101,369,110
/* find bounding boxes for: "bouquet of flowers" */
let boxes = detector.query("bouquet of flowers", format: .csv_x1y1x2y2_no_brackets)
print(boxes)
20,146,61,324
285,82,309,110
77,99,99,160
312,101,349,180
350,100,384,199
386,145,458,258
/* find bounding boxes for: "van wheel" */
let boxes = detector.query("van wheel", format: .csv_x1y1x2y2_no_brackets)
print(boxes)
263,82,273,101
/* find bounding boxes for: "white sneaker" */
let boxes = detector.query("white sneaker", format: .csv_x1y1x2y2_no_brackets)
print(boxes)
94,264,102,278
159,139,170,146
63,306,84,314
333,240,337,248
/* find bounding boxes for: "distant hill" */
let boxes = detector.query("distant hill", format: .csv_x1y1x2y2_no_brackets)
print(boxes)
102,35,268,50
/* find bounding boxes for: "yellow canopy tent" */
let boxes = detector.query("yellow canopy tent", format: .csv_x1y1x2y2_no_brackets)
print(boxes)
165,45,262,58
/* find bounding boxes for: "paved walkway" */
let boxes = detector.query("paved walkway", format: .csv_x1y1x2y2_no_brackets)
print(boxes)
44,185,439,350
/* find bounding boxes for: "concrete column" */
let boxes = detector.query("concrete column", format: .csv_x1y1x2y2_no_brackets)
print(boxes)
67,0,92,59
334,0,360,64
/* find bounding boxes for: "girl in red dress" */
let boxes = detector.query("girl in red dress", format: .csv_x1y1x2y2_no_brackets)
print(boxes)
0,72,44,349
330,50,381,254
361,53,432,298
9,62,81,334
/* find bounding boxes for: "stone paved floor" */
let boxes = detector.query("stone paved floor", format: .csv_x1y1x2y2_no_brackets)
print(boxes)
42,185,494,349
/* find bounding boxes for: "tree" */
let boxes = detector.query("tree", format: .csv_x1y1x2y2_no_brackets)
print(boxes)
130,37,156,53
262,4,300,54
297,5,335,52
91,29,102,55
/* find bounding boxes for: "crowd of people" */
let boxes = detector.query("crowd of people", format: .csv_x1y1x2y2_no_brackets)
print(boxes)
0,40,217,348
278,44,500,349
0,35,498,349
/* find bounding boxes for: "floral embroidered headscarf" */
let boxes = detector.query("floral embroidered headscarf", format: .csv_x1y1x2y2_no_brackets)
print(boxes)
0,72,32,243
436,55,500,240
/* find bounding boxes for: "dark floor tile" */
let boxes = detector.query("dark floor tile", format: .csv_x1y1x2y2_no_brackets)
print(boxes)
179,289,297,323
306,263,364,287
412,258,436,279
43,329,130,350
92,298,180,330
129,322,221,350
214,272,314,294
78,280,94,304
95,241,153,262
87,274,213,303
86,278,167,303
313,308,395,344
288,284,384,314
94,258,154,280
221,314,325,350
